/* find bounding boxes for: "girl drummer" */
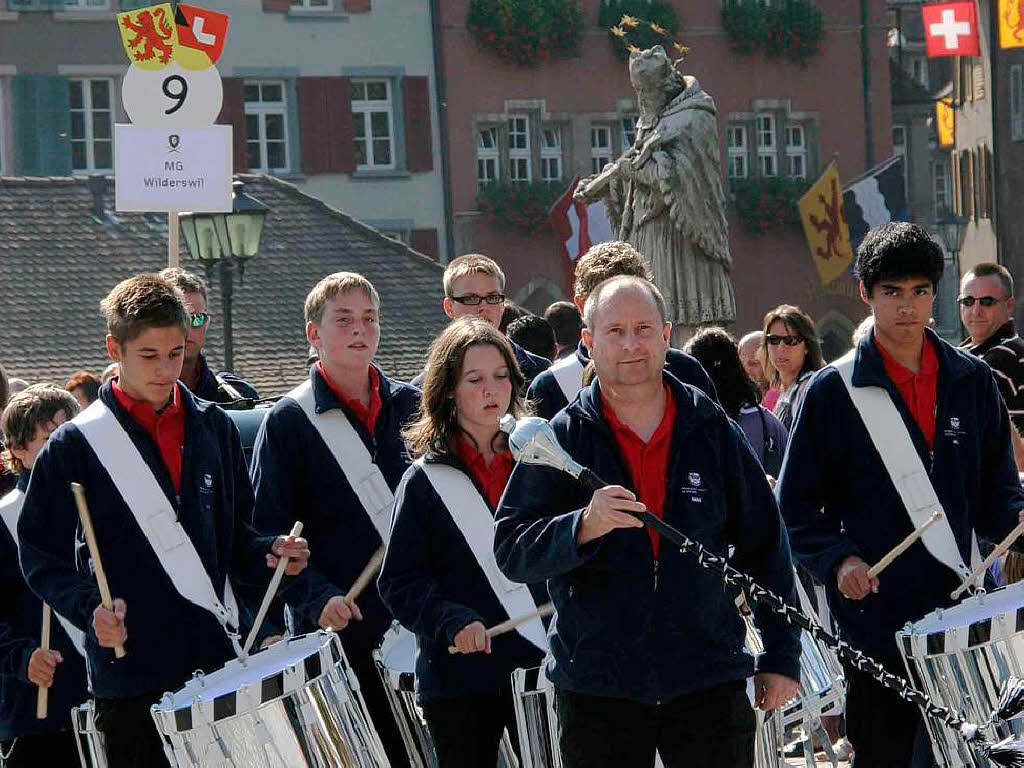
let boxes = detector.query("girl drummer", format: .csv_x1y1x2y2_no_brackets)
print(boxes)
378,316,546,767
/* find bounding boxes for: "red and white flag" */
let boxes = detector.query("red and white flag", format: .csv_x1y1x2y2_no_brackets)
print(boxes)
922,2,980,58
549,177,615,293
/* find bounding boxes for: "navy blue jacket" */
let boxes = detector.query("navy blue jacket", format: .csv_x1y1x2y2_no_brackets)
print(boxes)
777,329,1024,657
191,352,259,404
17,383,282,699
250,366,420,655
412,339,550,390
527,341,718,421
0,475,88,739
494,373,801,703
378,455,545,703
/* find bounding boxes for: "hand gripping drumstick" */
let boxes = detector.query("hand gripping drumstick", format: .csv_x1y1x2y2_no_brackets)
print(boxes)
448,603,554,654
243,521,303,655
71,483,125,659
866,511,943,580
36,604,51,719
951,518,1024,600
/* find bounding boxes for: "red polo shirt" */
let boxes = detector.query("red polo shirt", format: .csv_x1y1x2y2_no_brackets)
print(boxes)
876,335,939,449
602,385,676,558
112,380,185,494
455,436,513,509
317,362,382,435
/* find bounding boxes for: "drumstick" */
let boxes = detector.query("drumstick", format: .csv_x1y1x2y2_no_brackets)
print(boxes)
951,518,1024,600
243,521,303,655
867,511,943,579
71,482,125,659
344,545,385,608
448,603,554,654
36,603,51,719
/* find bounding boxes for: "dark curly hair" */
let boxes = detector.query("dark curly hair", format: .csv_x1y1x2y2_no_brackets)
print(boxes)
855,222,944,297
684,327,759,420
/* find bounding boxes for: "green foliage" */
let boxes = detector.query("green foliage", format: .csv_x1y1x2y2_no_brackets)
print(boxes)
597,0,680,59
722,0,825,66
476,180,566,233
466,0,583,67
731,176,809,235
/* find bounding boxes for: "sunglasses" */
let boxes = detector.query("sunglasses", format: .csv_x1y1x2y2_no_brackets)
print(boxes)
765,334,804,347
450,293,505,306
190,312,210,328
957,295,1003,308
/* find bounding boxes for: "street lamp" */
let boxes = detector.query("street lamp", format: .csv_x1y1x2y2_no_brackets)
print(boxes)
179,180,268,371
934,213,968,259
933,213,968,339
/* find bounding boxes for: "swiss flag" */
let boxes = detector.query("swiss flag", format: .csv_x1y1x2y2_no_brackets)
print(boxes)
549,177,614,293
922,2,980,58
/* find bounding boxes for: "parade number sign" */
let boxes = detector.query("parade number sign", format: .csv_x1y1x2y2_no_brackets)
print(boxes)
114,3,232,213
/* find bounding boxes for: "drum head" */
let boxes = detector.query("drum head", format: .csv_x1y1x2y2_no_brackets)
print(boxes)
906,580,1024,636
377,624,416,674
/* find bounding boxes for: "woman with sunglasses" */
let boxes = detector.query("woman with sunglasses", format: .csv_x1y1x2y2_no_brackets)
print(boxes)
378,316,546,768
761,305,825,431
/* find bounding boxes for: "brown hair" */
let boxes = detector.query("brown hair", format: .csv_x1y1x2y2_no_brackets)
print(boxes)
573,241,651,302
442,254,506,297
100,275,189,345
2,384,80,474
403,317,527,459
65,371,101,403
304,272,380,325
760,304,825,387
158,267,208,301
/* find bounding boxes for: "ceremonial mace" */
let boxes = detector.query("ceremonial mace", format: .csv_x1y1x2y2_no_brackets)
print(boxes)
499,415,1024,765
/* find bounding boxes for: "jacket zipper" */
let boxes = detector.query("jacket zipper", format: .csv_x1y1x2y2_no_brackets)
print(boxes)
653,557,659,590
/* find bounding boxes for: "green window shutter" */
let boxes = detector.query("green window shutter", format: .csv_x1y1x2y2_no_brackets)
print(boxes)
13,75,72,176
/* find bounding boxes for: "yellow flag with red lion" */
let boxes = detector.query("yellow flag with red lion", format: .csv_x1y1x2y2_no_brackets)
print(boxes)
798,162,854,286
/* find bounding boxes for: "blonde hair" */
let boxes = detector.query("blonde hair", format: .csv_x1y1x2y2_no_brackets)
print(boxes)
442,254,506,297
304,272,380,325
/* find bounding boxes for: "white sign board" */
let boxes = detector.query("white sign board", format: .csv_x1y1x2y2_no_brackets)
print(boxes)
114,124,232,213
122,63,224,129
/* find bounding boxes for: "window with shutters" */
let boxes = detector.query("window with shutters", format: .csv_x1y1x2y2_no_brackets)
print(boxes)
933,158,951,218
507,115,530,182
290,0,329,8
621,115,637,151
756,113,776,177
785,123,806,179
1012,65,1023,141
351,79,394,170
244,80,289,172
591,125,612,174
69,78,113,173
727,125,747,179
476,127,499,186
540,124,562,182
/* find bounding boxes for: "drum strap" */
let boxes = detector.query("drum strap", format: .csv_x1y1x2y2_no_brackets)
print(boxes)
0,489,86,657
550,354,584,404
833,350,981,585
285,380,393,542
73,400,241,642
417,459,547,652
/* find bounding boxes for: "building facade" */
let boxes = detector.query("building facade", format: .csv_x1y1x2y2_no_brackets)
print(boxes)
0,0,448,258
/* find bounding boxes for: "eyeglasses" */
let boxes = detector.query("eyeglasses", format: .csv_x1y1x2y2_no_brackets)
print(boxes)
957,295,1003,308
765,334,804,347
190,312,210,328
450,293,505,306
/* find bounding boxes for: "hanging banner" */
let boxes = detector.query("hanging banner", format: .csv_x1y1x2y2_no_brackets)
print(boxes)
999,0,1024,49
935,98,955,148
798,161,854,286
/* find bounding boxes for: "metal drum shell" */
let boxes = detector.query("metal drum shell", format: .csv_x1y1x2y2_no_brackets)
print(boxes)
73,700,109,768
151,630,390,768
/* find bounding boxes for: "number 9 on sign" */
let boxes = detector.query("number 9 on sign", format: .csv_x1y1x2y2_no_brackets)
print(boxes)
122,62,222,129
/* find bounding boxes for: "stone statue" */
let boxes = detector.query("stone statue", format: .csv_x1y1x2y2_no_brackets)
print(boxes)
575,45,736,344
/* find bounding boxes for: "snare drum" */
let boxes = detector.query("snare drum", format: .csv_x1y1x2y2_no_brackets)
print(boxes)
151,630,389,767
898,580,1024,767
72,700,108,768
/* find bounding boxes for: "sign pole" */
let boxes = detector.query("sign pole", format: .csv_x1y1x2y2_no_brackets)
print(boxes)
168,212,180,267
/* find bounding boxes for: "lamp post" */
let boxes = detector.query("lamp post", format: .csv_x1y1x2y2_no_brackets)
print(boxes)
933,213,968,339
179,180,268,371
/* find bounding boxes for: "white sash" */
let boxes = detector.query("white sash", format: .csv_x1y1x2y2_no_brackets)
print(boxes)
417,459,547,652
0,489,87,657
549,354,585,404
834,350,981,585
285,379,394,542
73,400,240,637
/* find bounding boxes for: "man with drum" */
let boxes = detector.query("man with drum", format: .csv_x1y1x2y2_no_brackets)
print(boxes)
17,274,309,767
250,272,419,766
777,223,1024,766
495,275,801,766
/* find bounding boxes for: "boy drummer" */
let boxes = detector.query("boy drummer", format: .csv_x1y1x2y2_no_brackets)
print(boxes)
17,274,309,767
